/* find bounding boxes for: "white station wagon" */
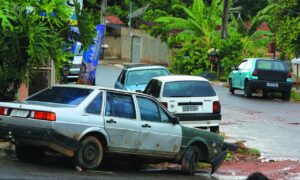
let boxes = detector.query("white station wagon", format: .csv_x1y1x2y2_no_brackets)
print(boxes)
0,85,226,175
144,75,221,132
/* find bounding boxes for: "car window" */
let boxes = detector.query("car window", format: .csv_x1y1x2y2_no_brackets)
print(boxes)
26,87,92,105
137,97,160,122
256,60,288,71
105,93,136,119
244,60,253,70
158,106,170,123
86,93,103,115
163,81,216,97
238,61,247,70
126,68,169,85
144,79,161,98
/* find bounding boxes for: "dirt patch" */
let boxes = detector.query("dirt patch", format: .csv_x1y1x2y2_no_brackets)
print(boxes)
218,141,300,179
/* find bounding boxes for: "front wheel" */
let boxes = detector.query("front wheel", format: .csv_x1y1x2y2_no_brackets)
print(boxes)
282,91,291,101
181,145,199,175
244,81,252,98
229,79,235,95
75,136,104,170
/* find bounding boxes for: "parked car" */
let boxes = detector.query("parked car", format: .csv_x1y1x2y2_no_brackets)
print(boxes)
0,84,226,175
144,75,221,133
228,58,293,100
115,64,170,92
65,42,84,83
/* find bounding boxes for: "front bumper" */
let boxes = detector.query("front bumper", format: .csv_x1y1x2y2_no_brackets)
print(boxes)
248,79,292,92
210,150,227,174
0,123,78,153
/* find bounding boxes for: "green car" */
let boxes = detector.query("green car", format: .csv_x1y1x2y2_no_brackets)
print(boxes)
228,58,293,100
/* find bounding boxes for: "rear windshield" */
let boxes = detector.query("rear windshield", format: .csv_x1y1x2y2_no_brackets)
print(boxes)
126,68,170,85
26,87,92,105
163,81,216,97
256,60,288,71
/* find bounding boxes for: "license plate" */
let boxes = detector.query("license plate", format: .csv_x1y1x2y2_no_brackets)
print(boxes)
267,82,278,87
183,105,198,112
10,109,29,118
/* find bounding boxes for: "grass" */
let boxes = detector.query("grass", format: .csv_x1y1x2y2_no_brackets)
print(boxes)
291,90,300,101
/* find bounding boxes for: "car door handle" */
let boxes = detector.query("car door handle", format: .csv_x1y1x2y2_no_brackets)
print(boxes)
142,123,151,128
106,119,117,124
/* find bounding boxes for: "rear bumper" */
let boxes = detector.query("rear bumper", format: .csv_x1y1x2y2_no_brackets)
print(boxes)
248,79,292,92
0,123,78,152
174,113,221,128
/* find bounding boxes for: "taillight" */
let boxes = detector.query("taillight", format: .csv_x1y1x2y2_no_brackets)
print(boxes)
31,111,56,121
161,102,168,108
213,101,221,114
252,70,259,76
0,107,8,116
288,72,292,78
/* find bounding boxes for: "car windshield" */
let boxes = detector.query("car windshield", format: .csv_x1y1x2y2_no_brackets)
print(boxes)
26,87,92,105
163,81,216,97
256,60,288,71
126,68,169,85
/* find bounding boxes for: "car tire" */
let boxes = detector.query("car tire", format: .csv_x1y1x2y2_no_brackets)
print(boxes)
75,136,104,170
210,126,220,133
229,79,235,95
15,144,45,163
244,81,252,98
282,91,291,101
181,145,199,175
262,91,269,98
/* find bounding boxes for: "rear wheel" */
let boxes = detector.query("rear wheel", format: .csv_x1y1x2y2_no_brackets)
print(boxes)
181,145,199,175
75,136,104,170
229,79,235,95
244,81,252,98
15,144,45,163
262,91,269,98
282,91,291,101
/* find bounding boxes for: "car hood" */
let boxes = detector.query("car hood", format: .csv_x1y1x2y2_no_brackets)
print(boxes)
181,125,224,143
126,84,147,92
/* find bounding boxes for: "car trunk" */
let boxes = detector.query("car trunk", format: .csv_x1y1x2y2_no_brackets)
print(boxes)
0,102,57,129
163,97,213,114
257,70,288,82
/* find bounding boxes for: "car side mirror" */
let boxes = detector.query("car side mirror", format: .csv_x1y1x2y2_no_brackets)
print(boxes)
171,117,180,124
231,66,238,70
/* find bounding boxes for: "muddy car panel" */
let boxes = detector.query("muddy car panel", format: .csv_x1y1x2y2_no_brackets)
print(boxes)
0,84,226,174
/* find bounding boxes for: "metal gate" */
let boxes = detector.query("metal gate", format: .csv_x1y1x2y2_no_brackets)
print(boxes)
131,36,141,63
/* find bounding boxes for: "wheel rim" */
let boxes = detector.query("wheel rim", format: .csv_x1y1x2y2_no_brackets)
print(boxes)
82,142,100,165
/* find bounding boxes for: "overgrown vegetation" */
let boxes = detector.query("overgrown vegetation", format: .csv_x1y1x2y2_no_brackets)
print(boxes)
0,0,98,101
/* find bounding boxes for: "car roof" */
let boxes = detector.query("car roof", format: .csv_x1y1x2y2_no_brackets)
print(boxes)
123,64,168,71
246,58,283,61
153,75,209,82
53,84,153,97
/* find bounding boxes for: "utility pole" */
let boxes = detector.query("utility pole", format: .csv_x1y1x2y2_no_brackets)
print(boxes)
221,0,229,39
101,0,107,26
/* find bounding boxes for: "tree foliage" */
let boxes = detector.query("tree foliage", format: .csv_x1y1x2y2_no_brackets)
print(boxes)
277,0,300,58
0,0,97,101
233,0,268,20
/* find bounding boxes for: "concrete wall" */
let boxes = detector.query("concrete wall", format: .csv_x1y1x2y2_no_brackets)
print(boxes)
120,28,170,65
103,35,121,59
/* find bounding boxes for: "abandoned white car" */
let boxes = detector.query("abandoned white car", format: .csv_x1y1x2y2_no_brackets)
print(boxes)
0,85,226,175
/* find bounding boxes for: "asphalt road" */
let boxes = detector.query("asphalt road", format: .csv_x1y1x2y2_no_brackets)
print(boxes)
95,64,300,161
214,85,300,161
0,64,298,179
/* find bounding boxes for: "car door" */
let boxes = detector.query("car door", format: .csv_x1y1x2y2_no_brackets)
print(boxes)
232,60,247,88
240,60,253,88
135,96,182,157
104,92,141,153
